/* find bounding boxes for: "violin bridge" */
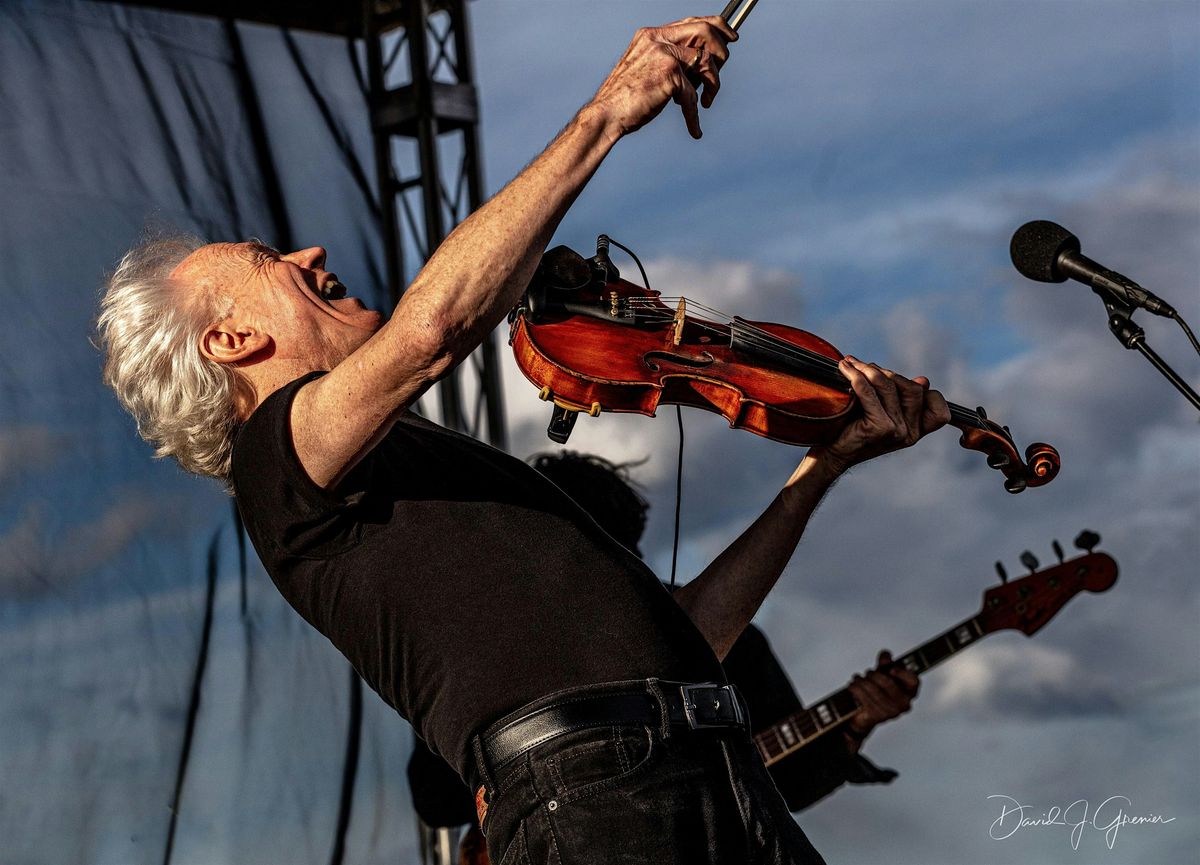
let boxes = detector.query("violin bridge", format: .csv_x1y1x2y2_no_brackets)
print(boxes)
673,298,686,346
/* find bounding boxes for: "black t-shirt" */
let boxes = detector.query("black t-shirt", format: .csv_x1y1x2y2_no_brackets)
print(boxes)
231,372,723,778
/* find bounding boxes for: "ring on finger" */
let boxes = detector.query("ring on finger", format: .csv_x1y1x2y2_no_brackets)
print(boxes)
689,46,705,69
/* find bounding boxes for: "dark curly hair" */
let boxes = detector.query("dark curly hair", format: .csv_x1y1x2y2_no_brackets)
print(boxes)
528,451,649,557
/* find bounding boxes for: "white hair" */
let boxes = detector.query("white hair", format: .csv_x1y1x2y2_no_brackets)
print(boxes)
97,233,241,489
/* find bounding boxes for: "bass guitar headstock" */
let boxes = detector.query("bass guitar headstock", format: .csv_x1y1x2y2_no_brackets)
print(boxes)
978,530,1118,637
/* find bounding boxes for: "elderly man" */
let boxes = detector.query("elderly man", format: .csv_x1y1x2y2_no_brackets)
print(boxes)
98,17,948,865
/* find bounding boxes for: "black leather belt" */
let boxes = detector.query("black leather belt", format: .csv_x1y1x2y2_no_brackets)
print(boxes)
481,681,747,774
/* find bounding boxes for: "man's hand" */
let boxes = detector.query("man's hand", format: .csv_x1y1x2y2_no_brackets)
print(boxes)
808,356,952,476
843,650,919,750
591,16,737,140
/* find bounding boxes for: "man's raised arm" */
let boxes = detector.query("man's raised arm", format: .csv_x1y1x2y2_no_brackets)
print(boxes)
295,17,736,489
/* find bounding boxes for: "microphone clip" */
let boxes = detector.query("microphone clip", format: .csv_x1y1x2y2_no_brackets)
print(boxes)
589,234,620,286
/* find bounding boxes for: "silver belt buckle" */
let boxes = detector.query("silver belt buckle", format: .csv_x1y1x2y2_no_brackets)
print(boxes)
681,683,743,729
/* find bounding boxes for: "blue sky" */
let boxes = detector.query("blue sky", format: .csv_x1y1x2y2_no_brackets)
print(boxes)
468,3,1199,863
0,2,1196,863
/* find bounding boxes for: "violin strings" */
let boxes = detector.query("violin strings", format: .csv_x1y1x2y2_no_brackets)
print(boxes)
618,295,984,430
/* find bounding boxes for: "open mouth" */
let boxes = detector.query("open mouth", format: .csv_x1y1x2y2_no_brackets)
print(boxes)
319,277,347,301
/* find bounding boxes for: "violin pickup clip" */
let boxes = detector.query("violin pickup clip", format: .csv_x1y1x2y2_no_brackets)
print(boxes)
547,405,579,444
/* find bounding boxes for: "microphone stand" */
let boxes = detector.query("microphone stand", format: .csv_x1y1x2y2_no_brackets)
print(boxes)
1100,294,1200,412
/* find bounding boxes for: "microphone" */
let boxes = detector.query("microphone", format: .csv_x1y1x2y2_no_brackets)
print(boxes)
591,234,619,284
1010,220,1175,317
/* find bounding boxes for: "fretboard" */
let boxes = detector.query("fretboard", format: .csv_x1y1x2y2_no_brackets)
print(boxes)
753,615,987,766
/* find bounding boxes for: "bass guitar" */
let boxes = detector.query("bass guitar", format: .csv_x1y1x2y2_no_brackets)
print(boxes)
754,531,1118,766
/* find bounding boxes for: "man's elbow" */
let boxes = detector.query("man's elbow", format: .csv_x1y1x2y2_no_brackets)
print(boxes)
387,300,471,386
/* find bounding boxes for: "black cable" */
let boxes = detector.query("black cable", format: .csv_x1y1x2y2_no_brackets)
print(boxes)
669,404,685,588
605,236,651,290
599,236,688,585
1174,312,1200,356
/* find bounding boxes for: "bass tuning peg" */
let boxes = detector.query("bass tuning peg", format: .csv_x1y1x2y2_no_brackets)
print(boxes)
1019,551,1039,573
994,561,1008,584
1052,540,1064,563
1073,530,1100,553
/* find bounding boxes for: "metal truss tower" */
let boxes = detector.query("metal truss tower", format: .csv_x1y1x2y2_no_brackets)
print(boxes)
363,0,507,448
111,0,507,448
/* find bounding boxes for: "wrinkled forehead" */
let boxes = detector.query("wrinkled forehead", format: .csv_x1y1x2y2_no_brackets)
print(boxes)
171,241,267,288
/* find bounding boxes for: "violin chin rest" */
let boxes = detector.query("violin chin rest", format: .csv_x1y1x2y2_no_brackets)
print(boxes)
540,245,591,291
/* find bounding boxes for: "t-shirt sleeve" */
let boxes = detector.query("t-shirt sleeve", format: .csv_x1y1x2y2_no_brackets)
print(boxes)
230,371,376,559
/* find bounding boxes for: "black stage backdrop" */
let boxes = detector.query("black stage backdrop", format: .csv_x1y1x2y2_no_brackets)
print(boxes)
0,2,417,862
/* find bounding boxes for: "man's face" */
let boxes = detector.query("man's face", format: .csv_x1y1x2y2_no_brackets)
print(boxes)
174,241,384,370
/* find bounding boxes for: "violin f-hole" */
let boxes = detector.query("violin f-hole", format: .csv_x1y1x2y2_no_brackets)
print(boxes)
643,350,716,372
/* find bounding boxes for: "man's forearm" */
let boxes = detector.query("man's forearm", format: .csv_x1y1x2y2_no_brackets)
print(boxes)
673,453,843,660
386,103,621,375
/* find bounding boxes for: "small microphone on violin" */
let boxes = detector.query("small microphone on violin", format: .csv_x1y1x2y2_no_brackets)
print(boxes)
1009,220,1175,317
590,234,620,284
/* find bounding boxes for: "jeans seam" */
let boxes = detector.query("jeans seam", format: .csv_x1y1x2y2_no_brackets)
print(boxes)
490,754,533,822
556,726,657,806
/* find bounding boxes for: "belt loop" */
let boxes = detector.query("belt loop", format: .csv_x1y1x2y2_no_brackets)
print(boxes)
471,732,496,792
644,678,674,739
730,684,751,731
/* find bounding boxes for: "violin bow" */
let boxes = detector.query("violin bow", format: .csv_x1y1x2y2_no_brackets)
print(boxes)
721,0,761,31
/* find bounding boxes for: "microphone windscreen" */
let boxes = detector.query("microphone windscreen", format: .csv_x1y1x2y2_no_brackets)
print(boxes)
1010,220,1080,283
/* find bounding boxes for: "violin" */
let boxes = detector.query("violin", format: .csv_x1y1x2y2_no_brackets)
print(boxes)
508,243,1060,493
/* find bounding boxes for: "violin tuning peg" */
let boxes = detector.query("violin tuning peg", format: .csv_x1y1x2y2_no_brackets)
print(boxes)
1052,540,1064,563
1019,551,1039,573
1004,476,1027,494
987,452,1011,470
994,561,1008,584
975,405,988,421
1074,530,1101,553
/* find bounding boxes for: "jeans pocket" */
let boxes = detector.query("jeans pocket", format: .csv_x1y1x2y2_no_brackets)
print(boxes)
543,725,657,805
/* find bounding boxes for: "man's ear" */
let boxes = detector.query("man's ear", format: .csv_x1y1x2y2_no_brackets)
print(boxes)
200,319,271,365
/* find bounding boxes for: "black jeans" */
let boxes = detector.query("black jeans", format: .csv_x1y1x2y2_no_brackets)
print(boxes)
471,679,826,865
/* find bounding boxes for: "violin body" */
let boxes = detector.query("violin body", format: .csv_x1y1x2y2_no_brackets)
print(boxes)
509,244,1060,493
512,279,857,445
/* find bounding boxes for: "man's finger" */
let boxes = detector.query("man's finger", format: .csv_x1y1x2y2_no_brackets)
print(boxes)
854,359,905,435
856,673,912,720
923,386,951,432
692,50,721,109
892,666,920,695
661,16,738,47
670,66,702,138
839,358,887,425
884,370,927,442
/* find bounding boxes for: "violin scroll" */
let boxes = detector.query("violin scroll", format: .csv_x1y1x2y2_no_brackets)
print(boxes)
956,412,1061,494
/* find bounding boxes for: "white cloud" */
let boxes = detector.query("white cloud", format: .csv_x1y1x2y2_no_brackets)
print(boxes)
929,641,1122,719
